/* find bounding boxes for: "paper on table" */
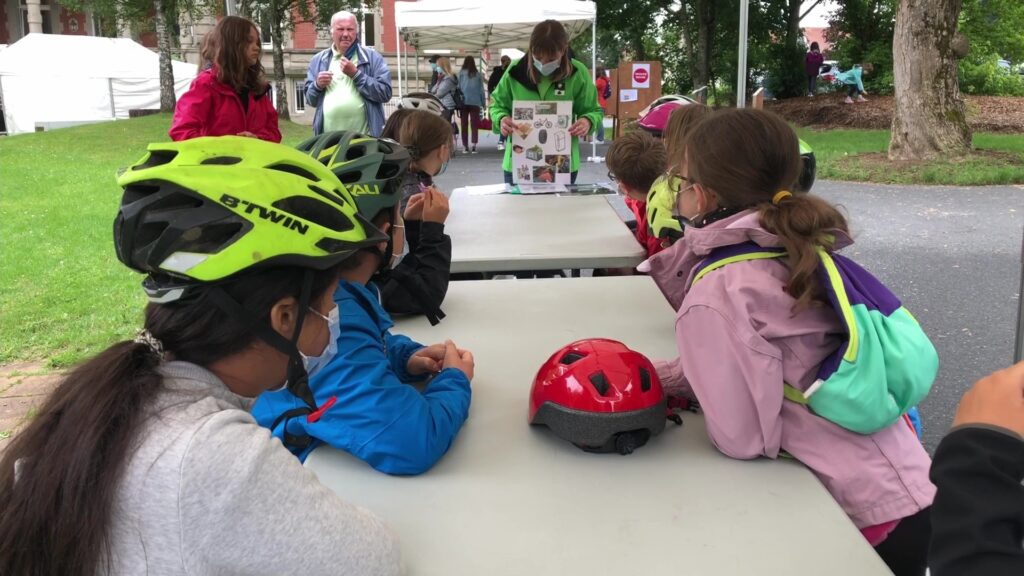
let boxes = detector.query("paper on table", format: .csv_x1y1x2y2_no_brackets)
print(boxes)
462,184,515,196
516,183,568,195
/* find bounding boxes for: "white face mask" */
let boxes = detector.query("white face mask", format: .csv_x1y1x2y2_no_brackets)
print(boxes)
270,305,340,393
301,305,340,378
533,57,560,77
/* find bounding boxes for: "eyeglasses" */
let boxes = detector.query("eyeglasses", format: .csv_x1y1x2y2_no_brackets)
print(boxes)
607,171,618,182
666,172,697,217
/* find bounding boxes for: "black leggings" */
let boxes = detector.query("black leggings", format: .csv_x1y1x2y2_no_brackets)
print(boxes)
848,84,863,97
873,507,931,576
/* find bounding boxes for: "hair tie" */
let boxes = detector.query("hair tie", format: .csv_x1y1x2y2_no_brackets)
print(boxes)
772,190,793,205
134,329,165,360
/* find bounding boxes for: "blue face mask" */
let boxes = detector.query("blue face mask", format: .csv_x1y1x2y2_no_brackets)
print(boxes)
430,63,438,72
300,305,340,378
533,57,560,77
435,160,448,176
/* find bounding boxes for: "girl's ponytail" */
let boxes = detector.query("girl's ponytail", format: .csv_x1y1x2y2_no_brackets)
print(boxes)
759,191,848,310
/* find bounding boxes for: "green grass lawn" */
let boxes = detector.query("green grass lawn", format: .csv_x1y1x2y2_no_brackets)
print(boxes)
796,127,1024,185
0,114,315,367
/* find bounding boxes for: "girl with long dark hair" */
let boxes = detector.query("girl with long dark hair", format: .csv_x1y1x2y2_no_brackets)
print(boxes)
170,16,281,142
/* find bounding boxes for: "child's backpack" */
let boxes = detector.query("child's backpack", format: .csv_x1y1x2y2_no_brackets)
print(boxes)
602,78,612,100
691,242,937,435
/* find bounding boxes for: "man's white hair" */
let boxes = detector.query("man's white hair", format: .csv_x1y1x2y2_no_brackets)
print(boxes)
331,11,357,26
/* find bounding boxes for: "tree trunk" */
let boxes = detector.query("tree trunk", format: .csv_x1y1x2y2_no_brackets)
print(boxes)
678,1,698,84
889,0,971,160
695,0,714,88
785,0,801,50
270,4,290,121
154,0,176,113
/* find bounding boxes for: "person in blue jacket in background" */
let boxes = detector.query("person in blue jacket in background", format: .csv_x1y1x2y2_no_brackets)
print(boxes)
253,133,475,475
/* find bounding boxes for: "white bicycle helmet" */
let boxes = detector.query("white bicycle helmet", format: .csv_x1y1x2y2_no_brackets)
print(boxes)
399,92,445,116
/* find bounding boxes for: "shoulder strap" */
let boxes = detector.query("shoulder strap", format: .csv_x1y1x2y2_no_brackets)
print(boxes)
690,242,787,288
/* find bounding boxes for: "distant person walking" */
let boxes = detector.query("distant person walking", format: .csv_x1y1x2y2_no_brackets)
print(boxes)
594,66,611,143
487,56,511,150
805,42,825,97
457,57,485,154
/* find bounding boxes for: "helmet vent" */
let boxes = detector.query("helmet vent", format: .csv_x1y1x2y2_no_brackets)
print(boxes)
182,222,245,252
335,170,363,185
200,156,242,165
639,368,652,392
588,372,610,396
377,164,401,180
133,149,178,170
560,352,585,365
272,196,354,233
307,185,347,207
345,145,367,161
266,162,319,183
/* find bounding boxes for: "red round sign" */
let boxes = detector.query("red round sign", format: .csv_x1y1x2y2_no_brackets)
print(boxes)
633,68,649,84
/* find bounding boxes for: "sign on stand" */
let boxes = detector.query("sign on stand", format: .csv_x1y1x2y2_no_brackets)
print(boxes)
510,100,573,185
632,63,651,88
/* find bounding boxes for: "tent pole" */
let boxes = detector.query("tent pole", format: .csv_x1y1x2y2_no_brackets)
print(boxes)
108,77,116,119
397,24,403,97
588,16,601,163
737,0,749,108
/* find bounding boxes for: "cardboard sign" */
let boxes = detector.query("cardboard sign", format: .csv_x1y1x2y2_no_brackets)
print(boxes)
632,63,651,88
510,100,573,185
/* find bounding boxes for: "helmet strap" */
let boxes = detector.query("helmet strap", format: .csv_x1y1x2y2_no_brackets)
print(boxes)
206,272,317,412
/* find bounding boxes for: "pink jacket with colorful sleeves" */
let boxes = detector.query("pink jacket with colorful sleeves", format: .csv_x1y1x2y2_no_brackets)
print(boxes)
643,210,935,529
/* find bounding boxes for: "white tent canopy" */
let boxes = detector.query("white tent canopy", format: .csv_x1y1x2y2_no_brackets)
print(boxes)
0,34,198,135
394,0,595,51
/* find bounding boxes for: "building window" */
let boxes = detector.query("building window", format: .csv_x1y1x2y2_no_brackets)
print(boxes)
256,8,273,46
362,12,375,47
293,81,305,112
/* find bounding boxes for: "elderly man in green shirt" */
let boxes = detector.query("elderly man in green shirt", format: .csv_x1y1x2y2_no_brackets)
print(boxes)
305,11,392,137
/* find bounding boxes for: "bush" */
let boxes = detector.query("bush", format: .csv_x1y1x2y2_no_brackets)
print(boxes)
960,54,1024,96
763,42,810,100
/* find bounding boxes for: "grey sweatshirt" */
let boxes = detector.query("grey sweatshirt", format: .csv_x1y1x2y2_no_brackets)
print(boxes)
104,361,402,575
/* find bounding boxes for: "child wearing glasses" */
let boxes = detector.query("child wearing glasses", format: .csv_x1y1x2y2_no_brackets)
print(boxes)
647,108,936,576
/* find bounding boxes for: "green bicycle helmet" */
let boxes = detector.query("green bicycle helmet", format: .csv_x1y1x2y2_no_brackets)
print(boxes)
645,174,685,243
296,131,411,220
115,136,388,302
797,138,816,193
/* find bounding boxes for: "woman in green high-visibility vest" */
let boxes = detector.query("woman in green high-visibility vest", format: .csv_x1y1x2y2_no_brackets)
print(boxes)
489,20,603,185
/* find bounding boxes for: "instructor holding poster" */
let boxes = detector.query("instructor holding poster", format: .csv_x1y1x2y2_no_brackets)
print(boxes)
489,20,603,185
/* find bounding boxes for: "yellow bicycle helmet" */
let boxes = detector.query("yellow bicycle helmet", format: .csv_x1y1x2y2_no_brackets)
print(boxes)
114,136,388,302
645,174,685,243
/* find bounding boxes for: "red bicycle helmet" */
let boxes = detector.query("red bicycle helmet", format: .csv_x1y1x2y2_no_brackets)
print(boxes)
529,339,669,454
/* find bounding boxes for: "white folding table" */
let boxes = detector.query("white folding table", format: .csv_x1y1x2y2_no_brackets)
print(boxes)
306,276,891,575
444,190,645,273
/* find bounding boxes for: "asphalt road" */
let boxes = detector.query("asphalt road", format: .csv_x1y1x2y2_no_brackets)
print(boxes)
434,132,1024,451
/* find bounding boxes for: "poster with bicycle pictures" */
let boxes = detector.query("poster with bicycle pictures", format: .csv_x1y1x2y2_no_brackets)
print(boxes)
510,100,573,185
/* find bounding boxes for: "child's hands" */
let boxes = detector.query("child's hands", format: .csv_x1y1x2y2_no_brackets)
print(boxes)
422,188,450,223
404,193,425,221
952,361,1024,438
407,343,446,375
443,340,474,381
